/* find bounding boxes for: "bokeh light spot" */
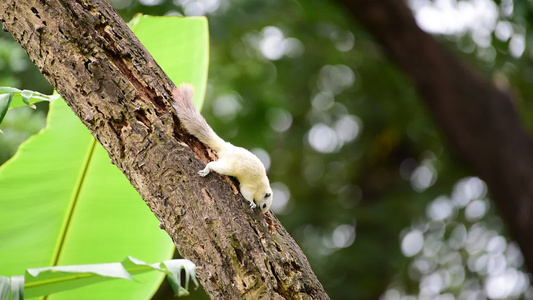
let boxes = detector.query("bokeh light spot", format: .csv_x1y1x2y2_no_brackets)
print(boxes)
334,115,361,143
307,123,339,153
402,230,424,257
266,108,293,132
270,182,291,214
251,148,271,172
332,224,356,248
317,64,354,95
212,94,242,120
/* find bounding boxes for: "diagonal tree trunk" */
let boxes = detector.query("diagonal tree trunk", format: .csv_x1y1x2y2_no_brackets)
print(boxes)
344,0,533,273
0,1,329,299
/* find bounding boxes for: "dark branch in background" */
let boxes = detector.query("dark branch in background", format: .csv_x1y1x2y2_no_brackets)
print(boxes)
0,1,329,299
343,0,533,272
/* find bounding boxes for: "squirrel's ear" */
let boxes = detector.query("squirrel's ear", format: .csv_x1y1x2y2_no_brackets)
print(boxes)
264,193,271,198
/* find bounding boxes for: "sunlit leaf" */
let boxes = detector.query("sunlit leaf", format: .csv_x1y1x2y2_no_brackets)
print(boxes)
0,98,174,299
130,15,208,108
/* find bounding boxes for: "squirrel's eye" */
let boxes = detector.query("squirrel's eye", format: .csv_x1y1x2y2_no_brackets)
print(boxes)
262,203,267,208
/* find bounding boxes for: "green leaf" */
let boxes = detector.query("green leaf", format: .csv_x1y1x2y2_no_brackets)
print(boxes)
0,257,196,299
20,90,32,106
0,15,208,299
0,98,174,299
0,87,21,94
160,259,199,296
130,15,209,108
24,257,196,298
0,93,13,126
123,257,198,297
1,88,60,110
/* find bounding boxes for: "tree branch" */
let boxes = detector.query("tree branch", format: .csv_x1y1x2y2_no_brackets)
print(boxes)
344,0,533,272
0,1,328,298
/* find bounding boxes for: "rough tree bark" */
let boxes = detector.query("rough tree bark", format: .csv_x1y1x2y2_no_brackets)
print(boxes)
0,1,329,299
345,0,533,273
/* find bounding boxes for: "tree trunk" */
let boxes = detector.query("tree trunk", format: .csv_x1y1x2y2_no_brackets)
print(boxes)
344,0,533,273
0,1,329,299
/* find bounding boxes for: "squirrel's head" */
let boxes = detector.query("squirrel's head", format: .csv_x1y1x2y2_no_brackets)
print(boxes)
258,189,273,214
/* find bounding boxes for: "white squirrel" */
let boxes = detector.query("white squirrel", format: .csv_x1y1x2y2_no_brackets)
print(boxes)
171,83,273,213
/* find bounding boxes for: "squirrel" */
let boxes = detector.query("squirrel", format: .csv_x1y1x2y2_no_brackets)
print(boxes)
171,83,273,214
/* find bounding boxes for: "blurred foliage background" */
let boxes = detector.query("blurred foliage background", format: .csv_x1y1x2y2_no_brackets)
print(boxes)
2,0,533,299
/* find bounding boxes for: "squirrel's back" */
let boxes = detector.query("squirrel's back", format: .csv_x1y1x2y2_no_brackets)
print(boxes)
172,84,226,151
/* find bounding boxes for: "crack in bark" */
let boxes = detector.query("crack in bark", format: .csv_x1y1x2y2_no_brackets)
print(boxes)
269,261,285,298
94,22,167,113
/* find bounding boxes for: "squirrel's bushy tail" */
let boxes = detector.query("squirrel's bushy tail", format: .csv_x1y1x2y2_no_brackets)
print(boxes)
172,83,226,151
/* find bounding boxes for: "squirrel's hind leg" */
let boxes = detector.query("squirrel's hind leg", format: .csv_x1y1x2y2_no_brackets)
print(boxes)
198,165,211,177
198,159,235,177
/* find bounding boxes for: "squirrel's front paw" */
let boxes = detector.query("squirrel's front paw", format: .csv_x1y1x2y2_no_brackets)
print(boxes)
249,201,257,209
